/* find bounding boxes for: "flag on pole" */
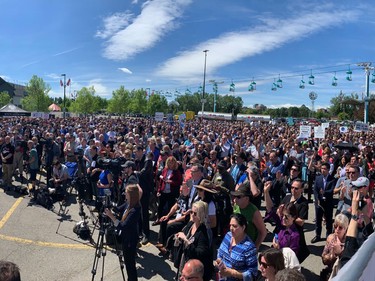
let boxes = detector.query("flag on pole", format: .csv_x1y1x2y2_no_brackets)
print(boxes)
60,80,63,87
67,79,71,86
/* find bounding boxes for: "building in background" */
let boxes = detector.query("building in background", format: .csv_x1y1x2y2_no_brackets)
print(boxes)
0,77,27,107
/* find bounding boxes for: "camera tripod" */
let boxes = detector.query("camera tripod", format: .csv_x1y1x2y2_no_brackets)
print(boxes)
91,215,125,281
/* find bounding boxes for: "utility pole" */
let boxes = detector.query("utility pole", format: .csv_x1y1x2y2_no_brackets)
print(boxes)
201,50,209,118
357,62,373,124
209,80,224,112
61,74,66,119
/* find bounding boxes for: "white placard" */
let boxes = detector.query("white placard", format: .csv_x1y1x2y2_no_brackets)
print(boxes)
314,126,325,139
322,122,330,130
154,112,164,122
31,112,49,119
299,125,312,139
354,121,369,132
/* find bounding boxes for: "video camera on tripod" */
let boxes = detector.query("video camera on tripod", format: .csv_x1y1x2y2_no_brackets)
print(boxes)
73,200,91,241
96,157,126,204
90,194,125,281
96,157,126,176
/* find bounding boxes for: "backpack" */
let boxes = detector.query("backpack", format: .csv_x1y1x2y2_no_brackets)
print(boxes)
73,221,91,241
35,188,54,210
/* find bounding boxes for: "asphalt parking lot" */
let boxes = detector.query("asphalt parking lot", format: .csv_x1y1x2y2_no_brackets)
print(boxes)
0,181,326,281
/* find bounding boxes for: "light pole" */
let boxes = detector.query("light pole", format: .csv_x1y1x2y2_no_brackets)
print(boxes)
61,74,67,119
201,50,209,117
209,79,224,112
357,62,373,123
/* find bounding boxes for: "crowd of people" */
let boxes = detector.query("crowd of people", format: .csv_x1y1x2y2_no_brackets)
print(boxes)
1,115,375,280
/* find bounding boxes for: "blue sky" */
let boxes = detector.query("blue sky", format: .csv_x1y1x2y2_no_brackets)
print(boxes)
1,0,375,110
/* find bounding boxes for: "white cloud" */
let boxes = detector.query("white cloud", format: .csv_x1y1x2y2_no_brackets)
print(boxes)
98,0,193,60
96,12,134,39
45,73,62,80
145,79,151,82
53,47,81,57
156,9,359,81
88,79,111,98
118,67,133,74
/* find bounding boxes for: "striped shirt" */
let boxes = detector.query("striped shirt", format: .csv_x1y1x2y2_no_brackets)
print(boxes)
217,232,258,281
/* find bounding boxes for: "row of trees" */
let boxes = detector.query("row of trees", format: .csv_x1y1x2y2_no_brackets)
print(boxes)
2,75,373,122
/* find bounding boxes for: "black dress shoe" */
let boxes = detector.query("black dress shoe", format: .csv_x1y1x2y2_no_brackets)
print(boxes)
311,236,321,243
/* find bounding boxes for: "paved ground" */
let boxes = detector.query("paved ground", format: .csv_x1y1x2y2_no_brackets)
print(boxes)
0,179,327,281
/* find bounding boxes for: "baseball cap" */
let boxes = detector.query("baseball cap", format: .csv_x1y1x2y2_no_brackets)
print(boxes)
351,177,369,188
121,160,136,169
231,181,251,197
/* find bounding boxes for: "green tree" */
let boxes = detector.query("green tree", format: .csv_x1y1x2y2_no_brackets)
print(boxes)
69,86,99,114
219,95,243,115
53,97,63,105
287,106,300,117
107,86,130,114
94,96,108,112
22,75,51,111
316,110,330,119
329,91,359,119
299,104,310,118
128,89,147,113
337,112,350,121
147,94,168,115
0,91,11,107
175,92,202,113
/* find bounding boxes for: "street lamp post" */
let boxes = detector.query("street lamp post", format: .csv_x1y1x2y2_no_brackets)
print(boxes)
213,82,217,113
357,62,373,123
201,50,209,118
61,74,66,119
209,79,224,112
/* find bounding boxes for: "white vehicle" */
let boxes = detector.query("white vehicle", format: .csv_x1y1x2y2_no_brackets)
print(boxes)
197,111,270,122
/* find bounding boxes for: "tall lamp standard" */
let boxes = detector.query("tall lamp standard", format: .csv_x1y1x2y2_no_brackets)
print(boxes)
201,50,209,118
61,74,66,119
209,79,224,112
357,62,373,123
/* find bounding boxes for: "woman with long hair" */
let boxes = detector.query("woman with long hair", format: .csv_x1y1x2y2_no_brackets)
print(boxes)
156,156,183,222
195,180,217,230
105,184,141,281
257,248,285,281
175,201,213,281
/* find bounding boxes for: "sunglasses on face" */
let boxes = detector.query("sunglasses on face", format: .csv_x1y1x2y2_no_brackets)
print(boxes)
259,261,270,268
234,195,244,199
334,224,344,230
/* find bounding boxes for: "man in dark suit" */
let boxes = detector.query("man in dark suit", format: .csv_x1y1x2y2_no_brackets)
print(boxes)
311,162,337,243
134,147,154,245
